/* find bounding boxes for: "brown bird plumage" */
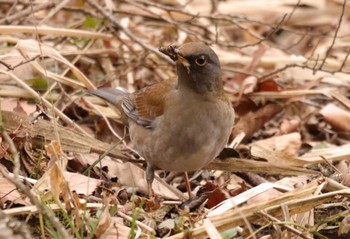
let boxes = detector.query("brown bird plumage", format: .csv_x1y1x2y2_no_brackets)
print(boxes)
87,42,235,197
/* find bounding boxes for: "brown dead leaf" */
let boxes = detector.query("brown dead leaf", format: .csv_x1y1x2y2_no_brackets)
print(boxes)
0,176,29,205
96,204,131,239
249,142,311,168
257,79,279,92
80,154,181,200
0,99,36,115
335,161,350,187
33,168,102,198
320,103,350,133
251,132,302,156
0,48,35,81
204,182,228,209
66,172,103,195
95,206,112,238
335,160,348,176
231,103,283,140
100,217,131,239
13,101,27,115
50,163,66,202
45,140,68,170
280,118,300,134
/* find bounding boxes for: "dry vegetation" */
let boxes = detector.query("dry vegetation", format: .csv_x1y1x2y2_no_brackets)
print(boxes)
1,0,350,238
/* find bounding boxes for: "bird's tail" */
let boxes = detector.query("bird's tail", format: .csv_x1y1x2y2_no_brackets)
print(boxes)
86,87,127,105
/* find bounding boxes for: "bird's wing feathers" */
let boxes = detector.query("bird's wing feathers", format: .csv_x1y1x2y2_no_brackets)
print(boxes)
121,80,174,128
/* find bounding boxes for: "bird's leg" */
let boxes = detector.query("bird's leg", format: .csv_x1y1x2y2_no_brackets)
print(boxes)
146,163,155,197
184,172,193,199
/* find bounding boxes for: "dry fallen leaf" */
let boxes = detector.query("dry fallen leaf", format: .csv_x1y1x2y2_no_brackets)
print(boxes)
0,99,36,115
251,132,302,157
320,103,350,133
280,118,300,134
33,168,102,198
1,0,350,238
0,176,29,205
98,214,131,239
79,154,181,199
231,103,283,140
95,206,112,238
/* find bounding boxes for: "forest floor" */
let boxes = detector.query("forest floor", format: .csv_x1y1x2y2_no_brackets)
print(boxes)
1,0,350,238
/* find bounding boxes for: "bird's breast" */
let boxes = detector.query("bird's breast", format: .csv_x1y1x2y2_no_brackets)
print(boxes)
130,92,234,172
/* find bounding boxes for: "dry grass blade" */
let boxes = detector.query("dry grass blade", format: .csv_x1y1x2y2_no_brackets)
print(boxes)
15,39,95,89
203,218,223,239
169,179,350,238
206,158,318,175
0,25,112,39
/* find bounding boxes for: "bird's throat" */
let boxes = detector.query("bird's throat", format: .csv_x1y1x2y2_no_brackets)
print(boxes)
177,65,223,96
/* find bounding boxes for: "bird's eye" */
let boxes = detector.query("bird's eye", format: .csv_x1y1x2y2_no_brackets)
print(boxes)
195,55,207,66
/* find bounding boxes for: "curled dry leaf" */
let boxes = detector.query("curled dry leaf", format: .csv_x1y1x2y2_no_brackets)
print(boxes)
231,103,283,140
95,206,112,238
50,163,67,203
0,176,30,205
335,161,350,187
280,119,300,134
45,140,67,167
241,76,258,95
280,118,300,134
257,79,279,92
335,160,348,175
320,103,350,133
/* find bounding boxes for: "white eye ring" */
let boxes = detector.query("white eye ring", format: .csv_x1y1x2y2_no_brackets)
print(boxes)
195,55,207,66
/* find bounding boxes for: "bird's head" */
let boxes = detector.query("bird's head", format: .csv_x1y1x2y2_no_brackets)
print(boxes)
160,42,222,95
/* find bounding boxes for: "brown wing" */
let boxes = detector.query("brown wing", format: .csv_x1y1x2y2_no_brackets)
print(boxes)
121,80,175,128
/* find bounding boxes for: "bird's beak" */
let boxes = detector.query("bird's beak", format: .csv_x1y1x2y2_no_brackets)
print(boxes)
175,49,190,73
176,55,190,69
159,45,191,73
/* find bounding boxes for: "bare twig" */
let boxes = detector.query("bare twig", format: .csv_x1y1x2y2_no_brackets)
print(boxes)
0,69,92,137
86,0,174,64
0,2,55,24
0,55,40,71
318,0,346,70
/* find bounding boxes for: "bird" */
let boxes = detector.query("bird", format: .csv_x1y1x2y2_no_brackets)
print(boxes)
87,42,235,198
